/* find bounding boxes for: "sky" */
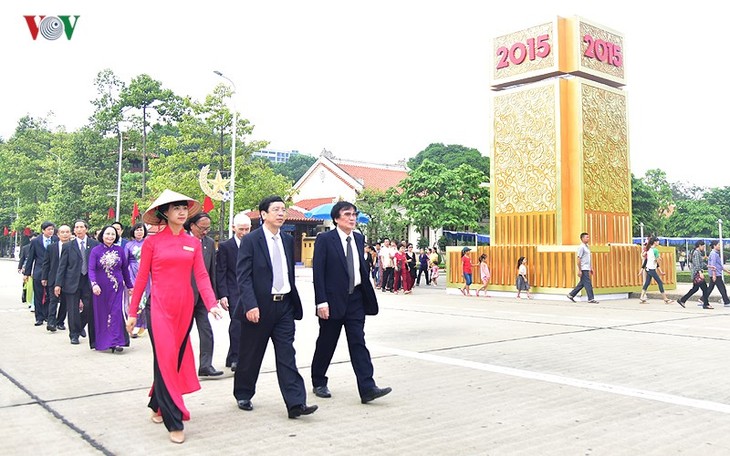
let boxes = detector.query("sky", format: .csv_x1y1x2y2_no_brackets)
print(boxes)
1,1,728,189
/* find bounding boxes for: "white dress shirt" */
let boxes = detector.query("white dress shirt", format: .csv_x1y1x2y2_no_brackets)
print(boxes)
263,225,291,294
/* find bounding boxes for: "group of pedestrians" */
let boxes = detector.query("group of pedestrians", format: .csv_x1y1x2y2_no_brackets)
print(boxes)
372,240,440,293
20,191,392,445
676,239,730,309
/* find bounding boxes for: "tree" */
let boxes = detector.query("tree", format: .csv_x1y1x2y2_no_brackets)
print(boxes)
356,188,409,242
665,199,721,237
408,143,490,175
272,153,316,182
631,174,663,236
398,159,489,234
120,74,183,198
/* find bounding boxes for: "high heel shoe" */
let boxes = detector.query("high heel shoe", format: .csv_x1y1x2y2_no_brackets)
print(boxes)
169,430,185,444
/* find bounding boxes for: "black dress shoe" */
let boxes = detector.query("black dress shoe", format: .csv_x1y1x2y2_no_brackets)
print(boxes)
237,400,253,411
288,404,318,419
361,386,392,404
198,366,224,377
70,337,80,345
313,385,332,398
47,324,57,332
34,321,43,326
231,362,237,372
56,324,66,330
80,329,87,338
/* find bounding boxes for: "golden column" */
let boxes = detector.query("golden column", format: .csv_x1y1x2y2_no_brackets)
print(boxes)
445,16,674,295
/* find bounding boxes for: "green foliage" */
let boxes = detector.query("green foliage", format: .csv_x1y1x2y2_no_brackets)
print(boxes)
408,143,490,175
631,174,664,235
272,153,316,182
398,160,489,232
665,199,721,237
356,188,409,242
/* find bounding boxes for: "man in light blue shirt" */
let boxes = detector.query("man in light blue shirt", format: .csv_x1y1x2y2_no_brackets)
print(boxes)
703,240,730,306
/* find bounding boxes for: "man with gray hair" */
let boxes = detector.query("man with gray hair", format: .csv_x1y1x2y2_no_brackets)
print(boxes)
216,212,252,371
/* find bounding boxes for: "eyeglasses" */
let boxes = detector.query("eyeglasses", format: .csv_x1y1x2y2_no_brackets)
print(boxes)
341,211,360,218
194,223,211,233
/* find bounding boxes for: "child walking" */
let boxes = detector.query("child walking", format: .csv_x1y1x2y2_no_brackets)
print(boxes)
460,247,473,296
476,254,490,297
430,249,440,286
516,256,533,299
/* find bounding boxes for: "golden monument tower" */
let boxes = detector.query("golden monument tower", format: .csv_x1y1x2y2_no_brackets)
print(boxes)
447,16,674,298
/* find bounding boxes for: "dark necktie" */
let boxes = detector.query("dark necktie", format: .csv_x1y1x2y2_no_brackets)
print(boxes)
346,236,355,294
271,236,285,291
80,239,87,274
44,238,50,249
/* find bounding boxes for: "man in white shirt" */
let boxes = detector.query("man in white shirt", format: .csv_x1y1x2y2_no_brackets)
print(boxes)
216,212,252,371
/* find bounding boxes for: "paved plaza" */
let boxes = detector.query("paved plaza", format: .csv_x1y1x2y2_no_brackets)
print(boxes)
2,258,730,455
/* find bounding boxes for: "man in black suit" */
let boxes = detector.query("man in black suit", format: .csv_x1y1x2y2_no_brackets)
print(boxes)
216,212,252,372
18,237,34,306
55,220,98,346
233,196,317,419
41,224,72,332
186,212,223,377
24,221,57,326
311,201,392,403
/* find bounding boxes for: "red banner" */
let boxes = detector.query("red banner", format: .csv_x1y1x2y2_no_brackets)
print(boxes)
131,202,140,226
203,196,215,213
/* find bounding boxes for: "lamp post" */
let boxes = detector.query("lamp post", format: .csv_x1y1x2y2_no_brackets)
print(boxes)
719,219,724,266
214,70,237,239
639,222,644,245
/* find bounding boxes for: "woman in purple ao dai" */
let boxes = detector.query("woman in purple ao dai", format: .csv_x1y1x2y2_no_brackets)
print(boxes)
89,225,133,353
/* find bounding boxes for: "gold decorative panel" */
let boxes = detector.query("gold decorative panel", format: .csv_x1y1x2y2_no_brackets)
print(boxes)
578,20,625,82
493,83,558,215
581,83,630,215
492,22,557,86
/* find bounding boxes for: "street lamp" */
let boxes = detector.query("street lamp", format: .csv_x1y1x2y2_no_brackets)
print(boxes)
214,70,237,239
115,129,124,222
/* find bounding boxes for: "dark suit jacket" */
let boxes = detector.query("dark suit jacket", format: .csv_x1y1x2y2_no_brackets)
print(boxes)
216,236,240,306
313,229,378,319
41,241,66,286
18,244,30,271
56,237,99,294
192,234,216,302
236,227,302,321
25,235,58,279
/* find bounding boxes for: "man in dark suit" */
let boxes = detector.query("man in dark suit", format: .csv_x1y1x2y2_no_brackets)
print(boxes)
233,196,317,419
186,212,223,377
216,212,252,372
18,237,34,306
311,201,392,403
55,220,98,346
41,224,72,332
24,221,57,326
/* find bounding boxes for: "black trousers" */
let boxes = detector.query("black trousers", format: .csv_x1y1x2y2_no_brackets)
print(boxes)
65,276,94,345
32,278,48,323
146,305,184,432
382,267,395,291
416,266,430,285
193,297,214,370
233,296,306,409
680,280,709,305
311,289,376,397
47,287,67,327
704,277,730,305
226,299,241,367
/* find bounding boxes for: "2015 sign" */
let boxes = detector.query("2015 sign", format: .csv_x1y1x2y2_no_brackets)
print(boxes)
495,34,551,69
583,34,622,67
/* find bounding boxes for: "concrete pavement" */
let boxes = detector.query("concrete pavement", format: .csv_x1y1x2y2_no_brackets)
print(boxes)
2,259,730,455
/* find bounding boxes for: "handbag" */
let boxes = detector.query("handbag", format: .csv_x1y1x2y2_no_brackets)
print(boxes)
693,272,704,285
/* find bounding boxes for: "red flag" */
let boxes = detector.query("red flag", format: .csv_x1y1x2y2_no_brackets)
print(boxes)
131,202,140,226
203,196,215,213
108,207,116,220
3,226,7,236
11,230,16,237
23,227,31,236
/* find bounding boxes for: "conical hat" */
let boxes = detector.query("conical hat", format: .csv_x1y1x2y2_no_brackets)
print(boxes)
142,189,202,225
